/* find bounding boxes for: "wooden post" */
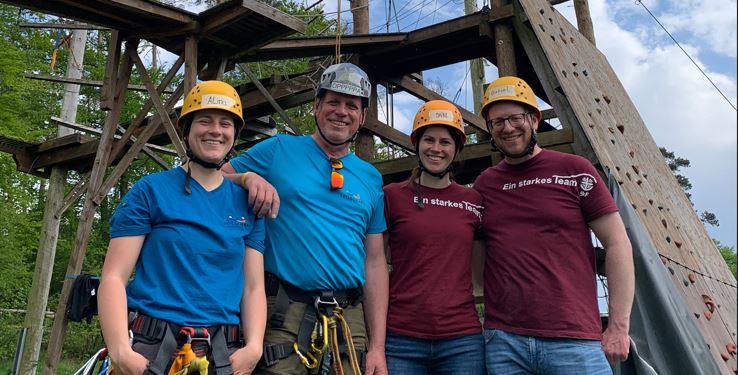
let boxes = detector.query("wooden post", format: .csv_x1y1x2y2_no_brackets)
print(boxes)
20,28,87,375
43,39,137,375
350,0,374,162
573,0,596,45
184,35,198,95
492,0,517,77
466,0,489,142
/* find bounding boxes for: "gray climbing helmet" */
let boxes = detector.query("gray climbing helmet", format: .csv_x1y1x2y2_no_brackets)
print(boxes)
317,63,371,108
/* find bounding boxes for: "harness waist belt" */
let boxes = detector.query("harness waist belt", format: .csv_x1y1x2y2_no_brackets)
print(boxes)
264,272,364,307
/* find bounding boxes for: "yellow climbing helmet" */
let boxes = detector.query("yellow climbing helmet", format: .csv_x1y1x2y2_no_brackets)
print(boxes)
410,100,466,146
480,76,540,120
178,80,245,130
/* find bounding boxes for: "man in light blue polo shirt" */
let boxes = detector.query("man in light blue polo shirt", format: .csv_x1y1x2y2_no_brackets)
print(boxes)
223,63,388,375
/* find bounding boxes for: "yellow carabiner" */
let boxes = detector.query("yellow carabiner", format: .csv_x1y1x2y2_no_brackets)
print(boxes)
311,315,329,354
293,342,319,369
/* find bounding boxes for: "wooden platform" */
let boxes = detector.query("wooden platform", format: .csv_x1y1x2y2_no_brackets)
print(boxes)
4,0,305,57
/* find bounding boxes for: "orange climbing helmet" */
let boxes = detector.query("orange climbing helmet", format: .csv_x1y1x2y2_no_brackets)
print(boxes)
480,76,540,120
178,80,245,131
411,100,466,149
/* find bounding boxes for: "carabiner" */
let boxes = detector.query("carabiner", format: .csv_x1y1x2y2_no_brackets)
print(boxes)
294,342,319,369
311,314,329,354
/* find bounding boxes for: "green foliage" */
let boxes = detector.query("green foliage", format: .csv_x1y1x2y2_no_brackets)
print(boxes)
714,239,737,277
659,146,719,227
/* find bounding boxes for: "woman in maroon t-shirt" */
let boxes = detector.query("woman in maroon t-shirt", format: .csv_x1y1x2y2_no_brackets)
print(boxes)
383,100,485,374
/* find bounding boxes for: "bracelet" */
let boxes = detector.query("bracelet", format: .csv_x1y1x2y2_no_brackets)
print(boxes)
240,172,253,188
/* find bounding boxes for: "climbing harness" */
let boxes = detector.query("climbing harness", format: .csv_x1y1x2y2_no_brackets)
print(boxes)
128,312,241,375
261,273,366,375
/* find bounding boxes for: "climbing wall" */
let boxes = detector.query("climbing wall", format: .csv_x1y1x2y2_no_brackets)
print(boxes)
516,0,737,372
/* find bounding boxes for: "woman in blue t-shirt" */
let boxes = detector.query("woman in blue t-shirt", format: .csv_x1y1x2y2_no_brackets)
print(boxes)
98,81,266,375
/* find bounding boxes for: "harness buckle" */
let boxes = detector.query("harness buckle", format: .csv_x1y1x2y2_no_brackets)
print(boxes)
314,294,338,312
178,327,211,347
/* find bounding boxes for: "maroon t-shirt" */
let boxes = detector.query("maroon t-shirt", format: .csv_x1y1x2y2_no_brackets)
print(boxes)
384,181,484,339
473,149,618,340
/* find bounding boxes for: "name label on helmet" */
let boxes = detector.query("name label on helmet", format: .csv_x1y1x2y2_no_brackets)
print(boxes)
329,82,364,97
428,109,454,122
489,85,517,99
202,94,235,108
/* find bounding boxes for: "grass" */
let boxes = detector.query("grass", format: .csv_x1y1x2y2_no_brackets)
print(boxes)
0,357,85,375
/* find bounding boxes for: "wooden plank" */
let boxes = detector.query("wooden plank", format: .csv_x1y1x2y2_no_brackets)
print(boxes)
184,36,198,96
18,22,110,30
100,30,121,110
238,63,301,135
374,127,574,175
43,37,136,375
492,0,517,76
34,133,87,153
382,74,488,133
109,0,193,23
25,73,174,93
130,49,186,158
93,83,186,206
239,0,306,33
362,117,413,151
110,54,183,160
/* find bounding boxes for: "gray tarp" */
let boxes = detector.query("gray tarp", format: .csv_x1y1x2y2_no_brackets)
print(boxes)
608,173,721,375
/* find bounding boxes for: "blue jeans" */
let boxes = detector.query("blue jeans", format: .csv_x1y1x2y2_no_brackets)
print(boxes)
484,329,611,375
386,332,485,375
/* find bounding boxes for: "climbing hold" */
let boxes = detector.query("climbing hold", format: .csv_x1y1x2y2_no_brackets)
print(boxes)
688,273,696,283
727,342,736,355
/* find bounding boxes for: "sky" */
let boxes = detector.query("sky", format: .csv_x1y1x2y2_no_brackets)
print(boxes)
178,0,737,248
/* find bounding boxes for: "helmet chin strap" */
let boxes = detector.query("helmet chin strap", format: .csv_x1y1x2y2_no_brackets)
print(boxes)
183,139,232,195
415,146,458,208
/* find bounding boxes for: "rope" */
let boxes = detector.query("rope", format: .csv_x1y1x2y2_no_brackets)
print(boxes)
634,0,736,111
335,0,342,63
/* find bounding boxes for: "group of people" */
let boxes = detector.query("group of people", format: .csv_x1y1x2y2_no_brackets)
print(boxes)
98,62,634,375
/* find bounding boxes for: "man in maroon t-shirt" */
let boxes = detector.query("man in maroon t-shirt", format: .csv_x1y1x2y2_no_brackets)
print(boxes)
474,76,634,374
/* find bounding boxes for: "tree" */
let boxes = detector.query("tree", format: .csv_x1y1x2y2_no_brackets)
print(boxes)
659,147,719,227
714,240,737,277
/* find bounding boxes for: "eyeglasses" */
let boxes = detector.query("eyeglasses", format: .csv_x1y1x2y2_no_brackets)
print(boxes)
487,112,529,130
330,158,344,190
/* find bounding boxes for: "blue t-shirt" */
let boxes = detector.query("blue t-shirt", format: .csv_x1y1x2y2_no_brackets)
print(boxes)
109,167,265,326
230,135,386,290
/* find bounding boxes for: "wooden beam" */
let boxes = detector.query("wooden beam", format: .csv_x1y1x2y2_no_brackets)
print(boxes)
93,83,186,206
18,22,110,30
100,30,121,111
381,74,488,133
375,127,574,183
238,64,301,135
109,54,184,161
43,38,137,375
25,73,174,94
130,49,186,158
492,0,517,76
184,36,198,95
56,173,89,219
363,117,413,151
49,117,176,157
